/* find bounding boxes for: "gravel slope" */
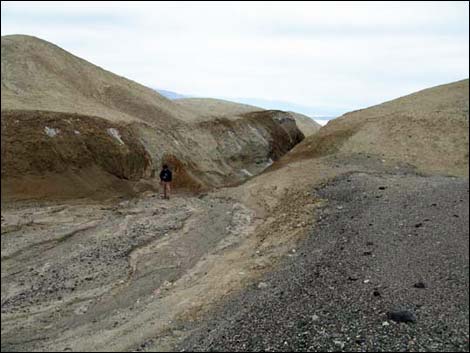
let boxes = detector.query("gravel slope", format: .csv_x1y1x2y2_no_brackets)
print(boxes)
179,172,469,352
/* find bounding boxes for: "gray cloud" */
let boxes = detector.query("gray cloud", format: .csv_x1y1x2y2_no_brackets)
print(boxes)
1,1,468,116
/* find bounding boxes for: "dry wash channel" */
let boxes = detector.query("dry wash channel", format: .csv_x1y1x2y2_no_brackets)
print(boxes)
1,192,259,351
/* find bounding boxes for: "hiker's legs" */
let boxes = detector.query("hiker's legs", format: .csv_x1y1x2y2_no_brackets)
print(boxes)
161,182,170,199
165,182,171,199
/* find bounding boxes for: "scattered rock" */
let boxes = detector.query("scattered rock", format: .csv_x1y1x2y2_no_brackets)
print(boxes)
413,281,426,289
355,338,366,345
333,340,345,349
74,305,88,315
258,282,269,289
387,310,417,323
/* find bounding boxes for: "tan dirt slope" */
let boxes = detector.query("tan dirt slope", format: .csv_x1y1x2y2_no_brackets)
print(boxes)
175,98,264,119
1,35,193,125
281,79,469,176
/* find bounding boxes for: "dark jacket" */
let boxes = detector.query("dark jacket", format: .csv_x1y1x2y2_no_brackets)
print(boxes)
160,168,172,182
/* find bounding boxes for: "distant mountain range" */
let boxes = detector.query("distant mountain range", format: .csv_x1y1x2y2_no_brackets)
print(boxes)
155,88,339,122
155,89,188,100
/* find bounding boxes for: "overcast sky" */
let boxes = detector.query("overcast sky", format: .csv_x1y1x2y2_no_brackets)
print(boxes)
1,1,469,117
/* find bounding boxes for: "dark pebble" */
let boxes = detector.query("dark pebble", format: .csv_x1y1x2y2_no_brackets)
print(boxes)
413,282,426,289
355,338,366,345
387,310,417,323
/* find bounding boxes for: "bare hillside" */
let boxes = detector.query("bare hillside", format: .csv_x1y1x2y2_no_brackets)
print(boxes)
282,79,469,176
176,97,264,119
1,35,304,201
1,35,193,125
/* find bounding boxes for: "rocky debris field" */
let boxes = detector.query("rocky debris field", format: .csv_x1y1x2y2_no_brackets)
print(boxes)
1,168,469,352
1,192,256,352
178,172,469,352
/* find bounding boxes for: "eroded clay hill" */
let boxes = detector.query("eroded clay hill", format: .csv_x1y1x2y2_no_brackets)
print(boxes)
176,97,322,137
1,35,304,201
224,79,469,220
284,79,469,176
